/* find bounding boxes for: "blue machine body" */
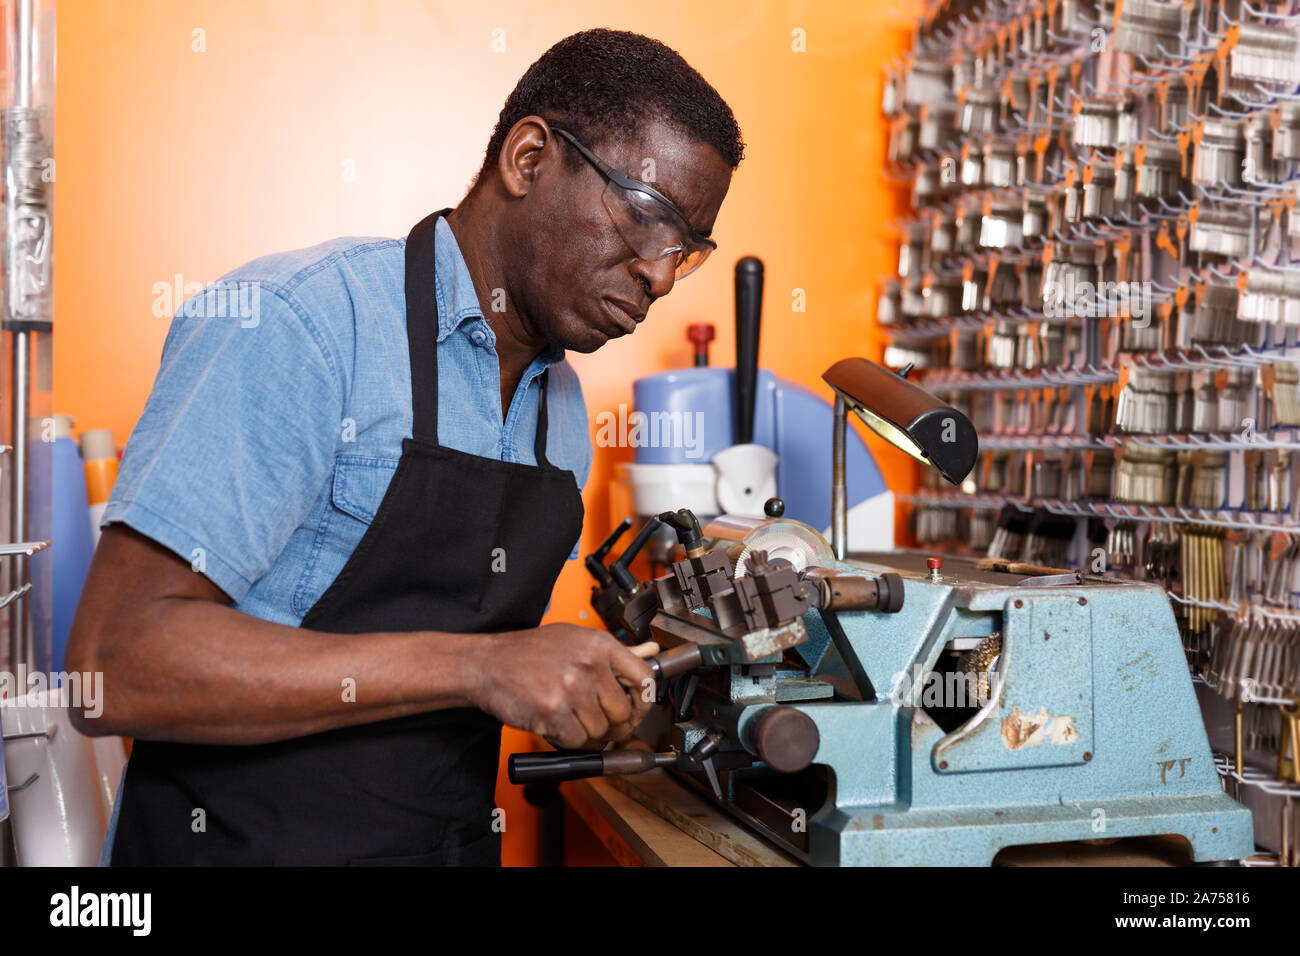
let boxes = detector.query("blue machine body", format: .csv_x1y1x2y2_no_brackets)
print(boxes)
632,366,888,530
654,546,1253,866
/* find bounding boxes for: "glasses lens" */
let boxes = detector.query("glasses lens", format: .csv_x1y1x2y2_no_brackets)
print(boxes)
674,246,710,279
601,180,711,279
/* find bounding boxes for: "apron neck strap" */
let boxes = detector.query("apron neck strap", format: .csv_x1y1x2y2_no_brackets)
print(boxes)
405,208,554,466
405,209,449,445
534,368,553,468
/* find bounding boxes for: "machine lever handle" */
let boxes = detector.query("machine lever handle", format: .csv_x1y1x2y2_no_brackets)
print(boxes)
507,749,675,784
586,517,633,586
610,516,661,591
801,569,905,613
734,256,764,445
646,643,704,683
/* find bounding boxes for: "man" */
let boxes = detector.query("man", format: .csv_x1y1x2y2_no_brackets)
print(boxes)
66,28,744,866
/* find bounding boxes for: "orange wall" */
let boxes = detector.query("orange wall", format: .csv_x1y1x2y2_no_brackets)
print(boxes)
55,0,919,864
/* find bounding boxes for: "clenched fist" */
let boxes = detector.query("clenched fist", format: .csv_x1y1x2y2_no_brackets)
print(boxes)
470,624,655,749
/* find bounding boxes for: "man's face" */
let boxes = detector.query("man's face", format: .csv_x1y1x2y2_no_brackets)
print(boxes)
506,116,733,353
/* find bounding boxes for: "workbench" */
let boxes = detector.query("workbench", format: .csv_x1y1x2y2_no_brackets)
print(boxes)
560,769,1206,867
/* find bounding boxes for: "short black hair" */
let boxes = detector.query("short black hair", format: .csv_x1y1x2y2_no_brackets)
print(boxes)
478,29,745,184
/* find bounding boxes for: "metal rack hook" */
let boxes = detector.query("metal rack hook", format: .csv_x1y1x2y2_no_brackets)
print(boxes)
929,19,967,43
1082,219,1128,239
1250,255,1300,274
6,772,38,794
1208,100,1256,119
1208,343,1270,367
1115,60,1169,86
2,724,56,743
1197,184,1270,208
1139,50,1184,68
1227,89,1278,109
1240,170,1293,193
1006,109,1033,130
1153,42,1200,64
1045,27,1086,45
1188,344,1241,369
1132,352,1164,370
1254,81,1300,102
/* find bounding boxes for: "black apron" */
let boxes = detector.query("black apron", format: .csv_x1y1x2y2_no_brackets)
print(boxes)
110,209,584,866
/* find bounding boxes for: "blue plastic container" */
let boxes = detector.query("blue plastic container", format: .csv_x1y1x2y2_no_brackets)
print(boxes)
29,423,94,674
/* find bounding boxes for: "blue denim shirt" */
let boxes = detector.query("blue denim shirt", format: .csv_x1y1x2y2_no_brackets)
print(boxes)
103,215,593,625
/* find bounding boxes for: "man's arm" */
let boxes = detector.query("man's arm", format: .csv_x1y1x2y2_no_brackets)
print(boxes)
66,525,653,748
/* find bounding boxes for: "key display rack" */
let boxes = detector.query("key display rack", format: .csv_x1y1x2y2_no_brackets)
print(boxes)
884,0,1300,862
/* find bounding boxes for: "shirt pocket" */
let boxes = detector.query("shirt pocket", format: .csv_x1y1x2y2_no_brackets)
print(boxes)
292,455,400,617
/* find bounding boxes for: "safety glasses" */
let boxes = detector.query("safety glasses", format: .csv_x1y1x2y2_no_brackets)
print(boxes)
550,124,717,280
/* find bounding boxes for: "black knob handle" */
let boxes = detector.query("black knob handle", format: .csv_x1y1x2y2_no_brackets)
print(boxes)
747,706,820,774
763,497,785,518
508,751,605,784
734,256,764,445
877,572,905,613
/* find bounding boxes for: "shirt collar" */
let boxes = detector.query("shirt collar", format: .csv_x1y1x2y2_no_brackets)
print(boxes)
433,215,485,343
432,215,566,369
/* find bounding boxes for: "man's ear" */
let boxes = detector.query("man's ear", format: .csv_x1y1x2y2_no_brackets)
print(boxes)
497,116,554,199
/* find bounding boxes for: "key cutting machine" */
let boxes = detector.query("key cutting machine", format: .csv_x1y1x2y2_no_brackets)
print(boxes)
510,358,1254,866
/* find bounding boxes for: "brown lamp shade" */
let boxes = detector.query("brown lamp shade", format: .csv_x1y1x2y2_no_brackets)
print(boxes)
823,357,978,485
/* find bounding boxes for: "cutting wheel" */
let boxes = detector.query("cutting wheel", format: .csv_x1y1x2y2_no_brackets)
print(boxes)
731,518,834,577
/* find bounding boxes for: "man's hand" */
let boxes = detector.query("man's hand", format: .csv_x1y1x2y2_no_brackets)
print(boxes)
470,624,655,749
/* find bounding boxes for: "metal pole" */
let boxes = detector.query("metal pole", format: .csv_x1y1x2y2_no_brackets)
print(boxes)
832,394,846,561
9,334,28,671
15,0,31,108
8,0,34,672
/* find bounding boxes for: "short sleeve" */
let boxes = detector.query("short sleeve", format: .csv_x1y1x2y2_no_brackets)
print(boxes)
102,283,343,602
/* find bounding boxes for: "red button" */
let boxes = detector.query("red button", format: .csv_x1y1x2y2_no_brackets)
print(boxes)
927,557,943,570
